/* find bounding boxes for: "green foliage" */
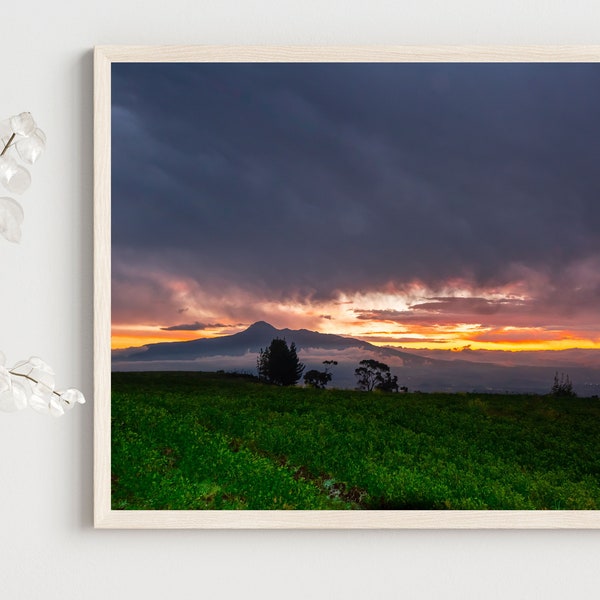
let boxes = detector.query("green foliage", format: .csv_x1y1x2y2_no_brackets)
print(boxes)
112,372,600,510
354,359,398,392
257,338,305,386
551,372,577,397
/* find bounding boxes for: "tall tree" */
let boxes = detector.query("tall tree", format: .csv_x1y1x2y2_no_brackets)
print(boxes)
257,338,305,386
354,359,398,392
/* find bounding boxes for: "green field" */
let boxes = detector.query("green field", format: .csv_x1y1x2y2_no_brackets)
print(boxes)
112,371,600,510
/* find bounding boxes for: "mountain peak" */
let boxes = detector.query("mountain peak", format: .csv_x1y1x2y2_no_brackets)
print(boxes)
245,321,278,332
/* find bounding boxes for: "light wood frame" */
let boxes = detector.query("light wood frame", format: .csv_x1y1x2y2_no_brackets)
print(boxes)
95,45,600,529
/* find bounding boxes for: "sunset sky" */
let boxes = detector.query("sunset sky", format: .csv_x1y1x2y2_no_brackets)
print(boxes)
112,62,600,353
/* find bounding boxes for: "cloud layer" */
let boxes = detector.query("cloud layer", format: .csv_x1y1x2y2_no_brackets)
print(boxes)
111,63,600,348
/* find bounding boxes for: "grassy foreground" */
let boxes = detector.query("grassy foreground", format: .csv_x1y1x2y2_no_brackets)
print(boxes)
112,371,600,510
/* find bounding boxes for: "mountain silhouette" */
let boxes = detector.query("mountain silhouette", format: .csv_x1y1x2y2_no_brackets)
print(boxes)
111,322,600,395
114,321,430,365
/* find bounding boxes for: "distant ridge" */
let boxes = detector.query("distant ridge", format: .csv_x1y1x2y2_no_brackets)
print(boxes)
111,322,600,395
113,321,430,365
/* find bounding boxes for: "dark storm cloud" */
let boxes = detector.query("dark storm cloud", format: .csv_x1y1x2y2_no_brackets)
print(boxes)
408,297,527,315
112,62,600,315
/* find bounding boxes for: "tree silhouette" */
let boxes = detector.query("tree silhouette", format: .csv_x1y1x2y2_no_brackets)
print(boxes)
551,372,576,397
257,338,305,386
304,369,332,389
355,359,398,392
303,360,338,389
377,371,399,393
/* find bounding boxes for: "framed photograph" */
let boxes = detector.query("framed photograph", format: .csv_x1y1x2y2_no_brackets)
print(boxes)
95,45,600,528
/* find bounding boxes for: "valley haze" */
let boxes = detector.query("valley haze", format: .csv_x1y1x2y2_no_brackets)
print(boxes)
112,321,600,396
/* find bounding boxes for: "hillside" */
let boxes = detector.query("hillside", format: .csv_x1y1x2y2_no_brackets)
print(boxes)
112,371,600,510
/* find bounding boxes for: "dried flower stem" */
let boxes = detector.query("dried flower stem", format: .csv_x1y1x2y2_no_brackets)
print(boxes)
1,133,15,157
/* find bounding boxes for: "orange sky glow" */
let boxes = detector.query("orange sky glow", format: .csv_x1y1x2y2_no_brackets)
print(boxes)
111,286,600,353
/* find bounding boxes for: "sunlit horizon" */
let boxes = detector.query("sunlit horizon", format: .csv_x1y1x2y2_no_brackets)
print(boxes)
111,284,600,352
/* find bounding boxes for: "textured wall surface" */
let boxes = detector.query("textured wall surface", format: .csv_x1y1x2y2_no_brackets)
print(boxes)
1,2,599,597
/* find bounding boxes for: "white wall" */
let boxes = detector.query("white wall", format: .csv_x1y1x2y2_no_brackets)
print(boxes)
1,2,599,597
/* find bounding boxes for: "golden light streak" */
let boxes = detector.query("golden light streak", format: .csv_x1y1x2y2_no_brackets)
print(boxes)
365,337,600,352
111,324,237,349
111,283,600,352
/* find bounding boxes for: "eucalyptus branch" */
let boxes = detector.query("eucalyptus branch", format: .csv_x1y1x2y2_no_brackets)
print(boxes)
1,113,48,243
0,112,84,417
9,369,63,399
